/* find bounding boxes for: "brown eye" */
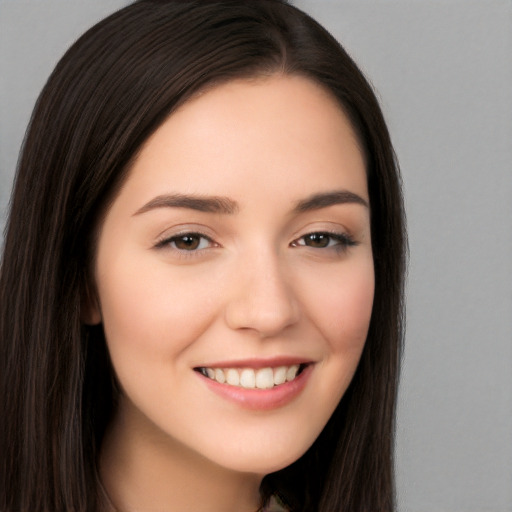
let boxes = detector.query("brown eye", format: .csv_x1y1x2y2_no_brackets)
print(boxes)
291,231,357,251
304,233,330,248
173,235,201,250
162,233,213,251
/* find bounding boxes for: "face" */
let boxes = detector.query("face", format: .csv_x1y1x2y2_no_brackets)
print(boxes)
91,75,374,475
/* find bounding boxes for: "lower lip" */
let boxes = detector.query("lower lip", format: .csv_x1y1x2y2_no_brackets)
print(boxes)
197,365,313,411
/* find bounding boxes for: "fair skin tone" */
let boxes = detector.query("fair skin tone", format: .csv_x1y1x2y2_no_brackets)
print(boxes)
89,74,374,512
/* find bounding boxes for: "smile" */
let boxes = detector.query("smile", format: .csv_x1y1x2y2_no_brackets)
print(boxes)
195,364,307,389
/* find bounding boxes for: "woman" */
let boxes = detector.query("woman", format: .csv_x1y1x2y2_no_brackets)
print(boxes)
0,1,406,511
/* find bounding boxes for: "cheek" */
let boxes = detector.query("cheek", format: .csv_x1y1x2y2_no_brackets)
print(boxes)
306,259,375,353
309,263,374,413
95,252,221,368
279,258,374,454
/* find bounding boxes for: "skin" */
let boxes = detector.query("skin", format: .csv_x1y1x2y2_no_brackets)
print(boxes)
89,74,374,512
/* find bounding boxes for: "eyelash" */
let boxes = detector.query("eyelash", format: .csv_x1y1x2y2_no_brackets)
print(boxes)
155,231,216,253
291,231,358,252
155,230,357,256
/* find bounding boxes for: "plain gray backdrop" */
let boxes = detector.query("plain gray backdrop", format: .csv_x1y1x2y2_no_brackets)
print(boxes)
1,1,511,511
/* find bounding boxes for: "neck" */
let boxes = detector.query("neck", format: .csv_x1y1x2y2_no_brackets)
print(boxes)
99,398,263,512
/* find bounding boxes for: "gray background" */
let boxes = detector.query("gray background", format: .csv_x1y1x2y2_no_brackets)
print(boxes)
1,1,511,511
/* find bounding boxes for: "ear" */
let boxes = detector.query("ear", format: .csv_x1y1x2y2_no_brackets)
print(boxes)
81,280,102,325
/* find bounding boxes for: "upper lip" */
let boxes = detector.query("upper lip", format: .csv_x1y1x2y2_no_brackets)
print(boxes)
195,356,314,369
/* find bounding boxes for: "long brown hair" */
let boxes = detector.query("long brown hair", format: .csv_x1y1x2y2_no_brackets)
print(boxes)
0,1,406,510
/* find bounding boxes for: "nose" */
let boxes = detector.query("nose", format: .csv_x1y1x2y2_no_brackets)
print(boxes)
224,250,300,337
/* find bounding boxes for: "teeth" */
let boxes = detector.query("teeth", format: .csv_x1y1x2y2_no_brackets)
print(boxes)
286,365,300,382
199,364,304,388
240,368,256,388
226,368,240,386
274,366,287,385
214,368,226,384
256,367,274,389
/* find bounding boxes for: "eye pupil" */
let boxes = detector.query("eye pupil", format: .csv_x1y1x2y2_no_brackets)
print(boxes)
306,233,329,248
175,235,200,250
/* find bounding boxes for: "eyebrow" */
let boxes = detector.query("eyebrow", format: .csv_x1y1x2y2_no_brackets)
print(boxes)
133,189,368,217
293,190,369,212
133,193,239,216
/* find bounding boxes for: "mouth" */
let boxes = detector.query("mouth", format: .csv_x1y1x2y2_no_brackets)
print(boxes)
194,363,309,389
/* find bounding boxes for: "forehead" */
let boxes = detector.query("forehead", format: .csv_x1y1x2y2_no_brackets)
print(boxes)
117,74,368,209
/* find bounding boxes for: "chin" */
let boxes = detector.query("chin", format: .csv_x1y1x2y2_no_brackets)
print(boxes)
204,432,316,476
